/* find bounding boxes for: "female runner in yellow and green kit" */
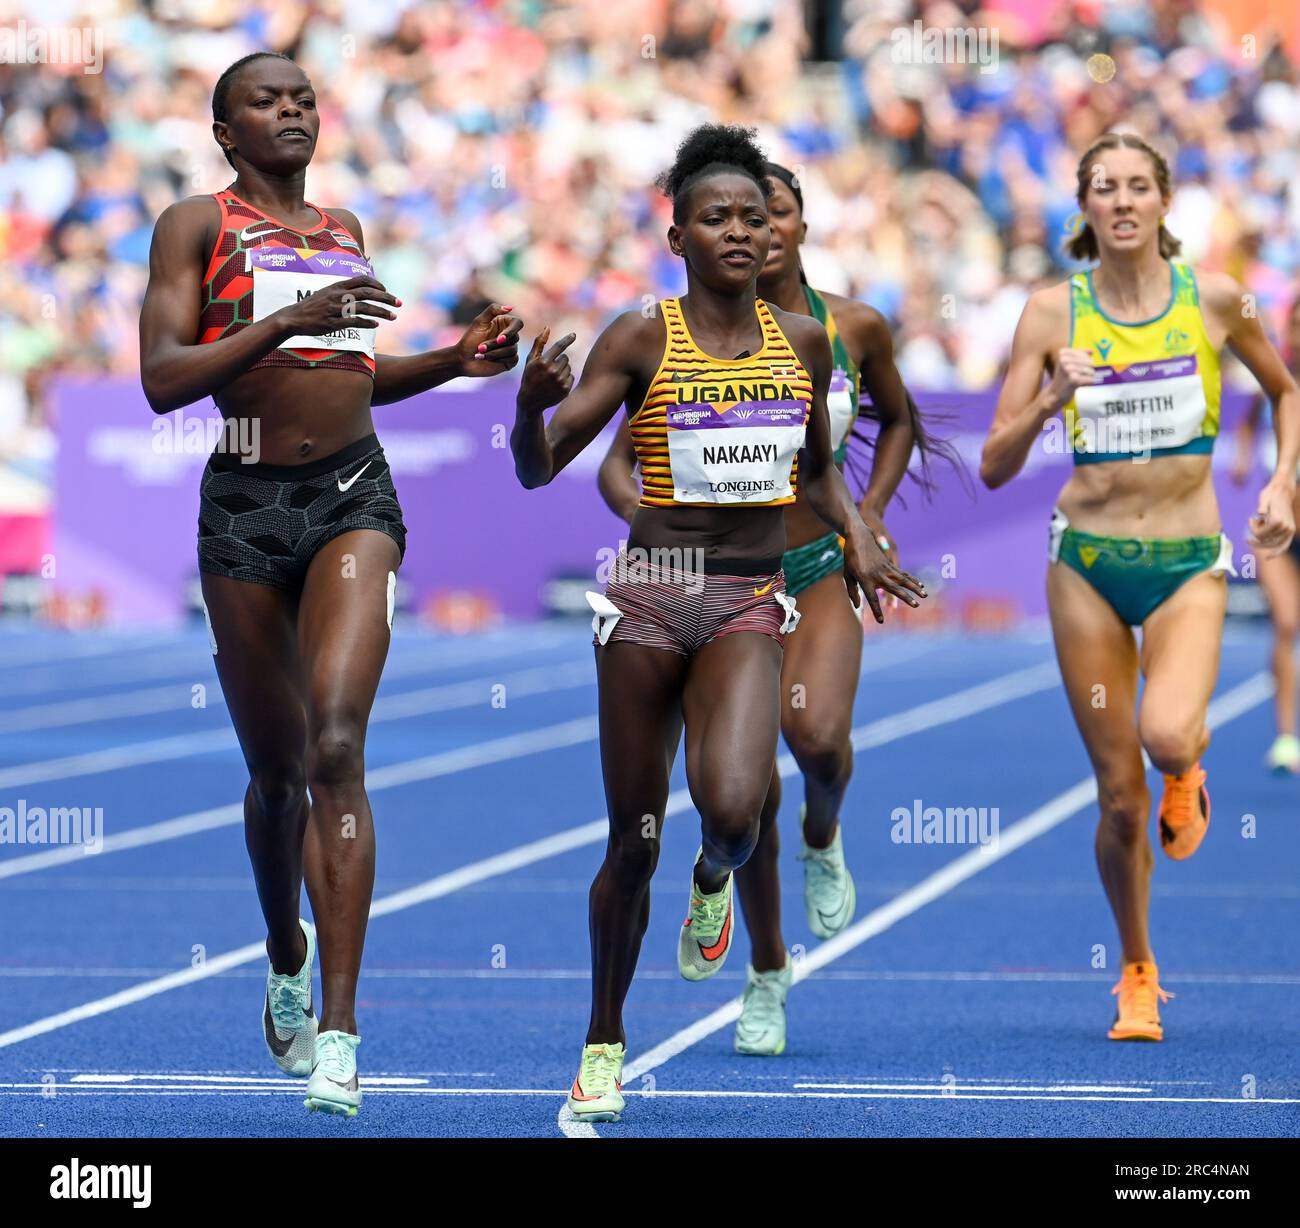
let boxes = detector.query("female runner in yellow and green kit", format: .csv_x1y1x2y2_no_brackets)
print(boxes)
597,163,946,1056
981,131,1299,1041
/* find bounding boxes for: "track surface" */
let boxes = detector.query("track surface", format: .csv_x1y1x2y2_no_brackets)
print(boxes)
0,622,1296,1138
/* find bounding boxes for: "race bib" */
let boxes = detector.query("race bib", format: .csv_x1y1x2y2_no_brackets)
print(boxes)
1071,355,1206,455
249,246,378,357
666,399,807,504
827,367,856,451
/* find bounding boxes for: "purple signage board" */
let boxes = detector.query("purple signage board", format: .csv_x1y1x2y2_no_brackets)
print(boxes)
52,378,1265,625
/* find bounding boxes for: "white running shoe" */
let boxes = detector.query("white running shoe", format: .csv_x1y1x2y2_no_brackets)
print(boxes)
304,1030,362,1117
262,918,317,1077
734,958,793,1056
797,807,857,939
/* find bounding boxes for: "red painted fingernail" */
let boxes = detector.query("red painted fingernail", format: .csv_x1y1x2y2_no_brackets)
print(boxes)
502,305,513,311
477,343,487,352
396,299,403,307
496,333,507,343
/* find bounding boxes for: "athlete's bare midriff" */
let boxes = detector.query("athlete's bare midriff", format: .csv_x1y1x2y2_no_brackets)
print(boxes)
627,503,786,566
1056,453,1221,538
213,364,378,464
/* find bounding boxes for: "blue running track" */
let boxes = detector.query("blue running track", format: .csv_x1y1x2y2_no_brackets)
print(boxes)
0,621,1296,1138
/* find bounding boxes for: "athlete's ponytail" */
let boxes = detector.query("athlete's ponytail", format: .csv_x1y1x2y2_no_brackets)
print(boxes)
1068,132,1182,263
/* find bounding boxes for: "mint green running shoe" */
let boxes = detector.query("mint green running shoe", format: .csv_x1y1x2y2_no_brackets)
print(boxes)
1266,733,1300,774
263,918,316,1077
734,958,793,1056
567,1042,626,1123
797,807,857,939
677,847,735,981
304,1030,361,1117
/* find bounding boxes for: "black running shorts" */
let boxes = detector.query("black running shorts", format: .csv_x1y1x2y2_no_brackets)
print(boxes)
198,433,407,591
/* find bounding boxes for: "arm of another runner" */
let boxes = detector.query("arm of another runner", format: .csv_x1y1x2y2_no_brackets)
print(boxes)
1204,272,1300,553
980,286,1094,489
511,313,640,488
789,316,925,623
597,418,641,524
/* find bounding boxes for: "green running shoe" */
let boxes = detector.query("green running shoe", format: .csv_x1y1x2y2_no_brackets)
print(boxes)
677,847,735,981
734,958,793,1056
304,1030,361,1117
263,918,316,1077
567,1042,626,1123
797,807,857,939
1266,733,1300,774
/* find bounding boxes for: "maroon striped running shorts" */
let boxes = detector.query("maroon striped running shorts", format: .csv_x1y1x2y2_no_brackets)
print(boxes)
587,551,799,657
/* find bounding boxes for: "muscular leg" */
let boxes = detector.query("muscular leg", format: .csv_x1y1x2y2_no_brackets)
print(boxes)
587,642,688,1046
1047,563,1153,964
297,529,400,1035
1137,569,1227,776
735,761,785,972
683,632,784,895
201,573,309,975
779,572,863,848
1255,552,1300,737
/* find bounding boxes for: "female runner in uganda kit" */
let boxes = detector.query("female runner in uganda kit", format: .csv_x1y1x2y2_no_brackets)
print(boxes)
508,123,925,1125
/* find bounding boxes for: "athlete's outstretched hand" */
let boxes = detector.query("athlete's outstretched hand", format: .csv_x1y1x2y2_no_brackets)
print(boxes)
518,327,577,416
274,275,398,336
457,303,523,376
1248,477,1297,557
841,523,926,624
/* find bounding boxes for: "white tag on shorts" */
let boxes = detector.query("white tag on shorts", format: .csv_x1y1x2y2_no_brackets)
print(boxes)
774,590,801,635
386,570,396,630
827,367,855,452
586,591,623,646
201,600,218,656
249,246,379,357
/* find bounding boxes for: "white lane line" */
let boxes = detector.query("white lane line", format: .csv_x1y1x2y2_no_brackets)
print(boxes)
0,662,1059,1051
0,648,1008,880
0,1085,1296,1106
0,635,184,670
0,658,594,733
0,716,601,881
603,672,1273,1118
0,624,578,700
8,966,1300,989
0,660,595,790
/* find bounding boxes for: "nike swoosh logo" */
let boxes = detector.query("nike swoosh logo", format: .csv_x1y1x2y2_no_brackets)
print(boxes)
697,906,732,960
326,1074,359,1092
337,462,371,492
240,223,282,242
570,1077,621,1101
753,580,776,597
263,994,314,1056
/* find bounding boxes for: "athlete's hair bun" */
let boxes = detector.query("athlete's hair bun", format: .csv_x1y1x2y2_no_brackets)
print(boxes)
656,124,771,224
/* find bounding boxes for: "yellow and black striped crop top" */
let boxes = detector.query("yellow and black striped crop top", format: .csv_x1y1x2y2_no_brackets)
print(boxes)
629,297,813,508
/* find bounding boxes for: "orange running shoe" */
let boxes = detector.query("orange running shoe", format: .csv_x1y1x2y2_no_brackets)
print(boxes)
1158,762,1209,860
1108,961,1173,1041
